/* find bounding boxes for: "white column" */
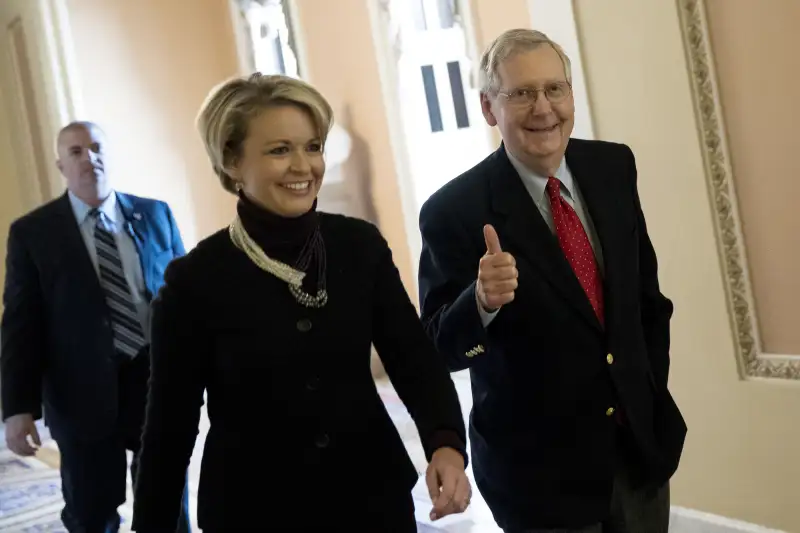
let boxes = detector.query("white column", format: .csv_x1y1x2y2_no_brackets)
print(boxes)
367,0,424,290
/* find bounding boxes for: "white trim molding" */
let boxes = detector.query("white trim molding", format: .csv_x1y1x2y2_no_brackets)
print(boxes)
677,0,800,381
670,506,786,533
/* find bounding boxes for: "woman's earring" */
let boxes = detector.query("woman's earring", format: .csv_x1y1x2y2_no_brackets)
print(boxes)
235,181,243,192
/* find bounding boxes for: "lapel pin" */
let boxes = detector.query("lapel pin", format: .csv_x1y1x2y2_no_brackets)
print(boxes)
133,212,142,221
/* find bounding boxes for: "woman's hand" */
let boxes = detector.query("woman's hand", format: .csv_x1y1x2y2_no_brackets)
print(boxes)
426,447,472,520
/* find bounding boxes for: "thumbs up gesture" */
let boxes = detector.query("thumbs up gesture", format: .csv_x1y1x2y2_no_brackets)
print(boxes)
477,224,518,312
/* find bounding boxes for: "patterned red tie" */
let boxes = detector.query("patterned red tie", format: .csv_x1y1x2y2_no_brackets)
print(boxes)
545,177,604,324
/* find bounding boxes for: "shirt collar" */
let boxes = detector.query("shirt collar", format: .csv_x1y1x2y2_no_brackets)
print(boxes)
506,150,573,204
68,190,118,226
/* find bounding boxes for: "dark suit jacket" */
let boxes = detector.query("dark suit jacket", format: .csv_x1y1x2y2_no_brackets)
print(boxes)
131,213,466,532
1,192,185,442
418,140,687,530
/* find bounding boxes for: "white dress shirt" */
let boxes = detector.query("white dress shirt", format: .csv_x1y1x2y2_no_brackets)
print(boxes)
68,191,150,340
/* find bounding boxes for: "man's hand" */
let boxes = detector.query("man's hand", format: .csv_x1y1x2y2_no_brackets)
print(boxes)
477,224,518,312
4,413,41,456
425,447,471,520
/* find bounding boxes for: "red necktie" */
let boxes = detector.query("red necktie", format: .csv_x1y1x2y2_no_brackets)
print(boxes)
545,177,604,324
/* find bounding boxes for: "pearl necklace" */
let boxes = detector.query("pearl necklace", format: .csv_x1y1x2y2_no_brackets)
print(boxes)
228,216,329,308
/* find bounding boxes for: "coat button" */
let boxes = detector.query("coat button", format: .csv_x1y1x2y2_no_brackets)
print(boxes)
315,433,330,448
606,407,616,417
306,377,320,391
297,318,312,332
606,353,614,365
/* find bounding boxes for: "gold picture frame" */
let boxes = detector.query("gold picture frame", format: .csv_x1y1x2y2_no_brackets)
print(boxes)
677,0,800,380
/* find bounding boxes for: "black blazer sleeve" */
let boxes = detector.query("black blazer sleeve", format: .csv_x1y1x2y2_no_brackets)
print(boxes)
132,258,208,531
368,225,468,465
627,146,674,389
417,200,490,373
1,221,46,420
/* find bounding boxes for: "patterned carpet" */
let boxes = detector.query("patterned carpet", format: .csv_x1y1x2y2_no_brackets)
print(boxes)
0,443,75,532
0,421,153,532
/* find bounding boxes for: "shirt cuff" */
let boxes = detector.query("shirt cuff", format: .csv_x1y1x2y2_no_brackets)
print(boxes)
476,285,500,327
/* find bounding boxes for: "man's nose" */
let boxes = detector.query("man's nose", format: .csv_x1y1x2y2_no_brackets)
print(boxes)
531,92,553,115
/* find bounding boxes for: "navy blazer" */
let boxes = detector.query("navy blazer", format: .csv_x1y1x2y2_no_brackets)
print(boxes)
418,140,687,530
1,191,185,441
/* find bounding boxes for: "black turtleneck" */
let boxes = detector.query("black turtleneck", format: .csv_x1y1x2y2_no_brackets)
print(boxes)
236,191,324,291
236,192,318,261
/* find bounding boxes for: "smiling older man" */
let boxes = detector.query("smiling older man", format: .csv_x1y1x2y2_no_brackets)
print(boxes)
417,29,687,533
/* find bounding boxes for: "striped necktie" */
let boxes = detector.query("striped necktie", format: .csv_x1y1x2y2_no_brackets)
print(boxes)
90,209,146,358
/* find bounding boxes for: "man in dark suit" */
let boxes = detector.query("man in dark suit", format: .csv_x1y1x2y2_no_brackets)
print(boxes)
1,121,191,533
418,29,687,532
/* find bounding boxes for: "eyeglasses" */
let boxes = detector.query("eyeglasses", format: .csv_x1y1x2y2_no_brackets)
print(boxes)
497,81,572,107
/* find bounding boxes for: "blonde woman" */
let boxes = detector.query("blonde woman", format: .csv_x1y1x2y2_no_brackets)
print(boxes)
130,74,471,532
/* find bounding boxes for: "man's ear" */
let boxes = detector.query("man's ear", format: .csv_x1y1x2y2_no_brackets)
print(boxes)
480,93,498,127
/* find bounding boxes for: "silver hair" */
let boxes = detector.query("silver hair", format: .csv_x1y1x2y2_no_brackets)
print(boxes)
479,29,572,93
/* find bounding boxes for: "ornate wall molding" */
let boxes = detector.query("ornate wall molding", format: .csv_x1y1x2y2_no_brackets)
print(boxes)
677,0,800,380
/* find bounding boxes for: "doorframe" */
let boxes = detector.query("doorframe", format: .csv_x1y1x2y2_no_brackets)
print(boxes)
367,0,423,291
42,0,84,118
367,0,490,292
31,0,83,199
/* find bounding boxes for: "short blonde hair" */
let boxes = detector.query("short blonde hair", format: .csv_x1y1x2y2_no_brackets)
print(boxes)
197,73,334,194
479,29,572,93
